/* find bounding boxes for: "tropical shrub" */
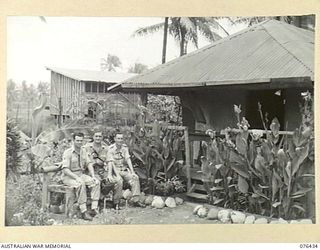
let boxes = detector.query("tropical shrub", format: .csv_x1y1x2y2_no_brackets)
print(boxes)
6,118,22,180
5,175,52,226
127,122,186,195
201,92,314,220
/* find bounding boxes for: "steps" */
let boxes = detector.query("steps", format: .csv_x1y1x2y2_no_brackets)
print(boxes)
186,167,208,202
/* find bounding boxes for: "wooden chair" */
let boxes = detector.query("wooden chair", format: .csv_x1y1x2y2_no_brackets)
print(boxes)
41,164,75,217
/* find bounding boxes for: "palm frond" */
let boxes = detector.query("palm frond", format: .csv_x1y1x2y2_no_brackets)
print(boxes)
132,22,165,37
168,20,181,43
179,17,197,34
197,21,222,42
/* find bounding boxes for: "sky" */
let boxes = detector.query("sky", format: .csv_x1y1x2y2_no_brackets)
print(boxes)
7,17,247,85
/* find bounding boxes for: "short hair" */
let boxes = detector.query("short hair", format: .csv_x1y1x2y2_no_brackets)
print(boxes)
93,127,103,135
73,132,85,140
114,130,123,137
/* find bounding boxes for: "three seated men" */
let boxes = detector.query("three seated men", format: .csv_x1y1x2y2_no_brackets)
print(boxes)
61,129,144,221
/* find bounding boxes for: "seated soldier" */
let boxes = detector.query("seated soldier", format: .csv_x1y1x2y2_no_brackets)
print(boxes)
81,129,123,210
107,131,145,207
61,132,100,221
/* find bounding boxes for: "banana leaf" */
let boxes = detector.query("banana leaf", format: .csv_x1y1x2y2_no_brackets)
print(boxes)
291,144,309,176
272,201,281,208
132,150,146,165
235,131,248,156
231,163,250,179
290,187,313,198
238,175,249,194
213,198,224,205
292,204,306,213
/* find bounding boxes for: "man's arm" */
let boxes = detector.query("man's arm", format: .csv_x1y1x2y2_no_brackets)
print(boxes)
124,147,135,174
62,150,81,182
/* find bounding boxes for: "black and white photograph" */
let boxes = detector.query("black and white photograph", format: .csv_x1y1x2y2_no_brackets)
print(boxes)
5,14,315,228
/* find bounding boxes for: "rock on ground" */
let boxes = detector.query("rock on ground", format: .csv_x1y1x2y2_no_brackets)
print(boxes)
244,215,255,224
152,196,165,209
165,197,176,208
254,218,268,224
193,205,204,215
207,208,220,220
197,207,208,218
218,209,231,223
122,189,133,200
299,219,313,224
231,211,246,224
175,197,184,205
144,195,154,205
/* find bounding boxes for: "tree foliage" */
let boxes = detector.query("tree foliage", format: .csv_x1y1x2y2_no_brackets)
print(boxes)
146,94,182,125
6,118,22,180
128,63,149,74
232,15,315,31
133,17,228,56
100,54,122,71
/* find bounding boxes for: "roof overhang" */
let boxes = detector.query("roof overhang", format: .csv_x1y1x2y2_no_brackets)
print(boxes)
108,76,313,93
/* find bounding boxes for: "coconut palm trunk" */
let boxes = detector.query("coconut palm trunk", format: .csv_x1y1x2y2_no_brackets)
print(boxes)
162,17,169,64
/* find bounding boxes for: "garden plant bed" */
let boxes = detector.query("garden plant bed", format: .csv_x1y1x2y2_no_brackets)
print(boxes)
47,198,313,226
49,201,222,225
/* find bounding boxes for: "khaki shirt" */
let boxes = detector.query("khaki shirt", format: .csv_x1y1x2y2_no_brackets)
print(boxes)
106,143,130,170
61,146,83,176
82,142,108,168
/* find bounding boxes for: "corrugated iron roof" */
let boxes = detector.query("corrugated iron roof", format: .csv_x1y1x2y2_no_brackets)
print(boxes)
46,67,137,83
120,20,314,89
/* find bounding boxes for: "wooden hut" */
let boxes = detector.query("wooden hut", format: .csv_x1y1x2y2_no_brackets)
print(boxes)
112,20,314,132
46,67,140,126
110,20,314,200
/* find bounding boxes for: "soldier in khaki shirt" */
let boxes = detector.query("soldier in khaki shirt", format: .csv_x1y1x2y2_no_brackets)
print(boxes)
82,129,123,209
107,132,145,207
61,132,100,221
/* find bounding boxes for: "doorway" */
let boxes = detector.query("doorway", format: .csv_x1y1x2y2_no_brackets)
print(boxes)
246,90,285,130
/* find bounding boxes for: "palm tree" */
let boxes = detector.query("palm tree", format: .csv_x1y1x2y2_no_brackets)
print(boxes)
128,62,149,74
133,17,229,59
100,54,122,71
232,15,315,31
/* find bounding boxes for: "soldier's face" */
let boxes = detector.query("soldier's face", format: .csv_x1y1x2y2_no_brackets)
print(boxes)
74,136,84,148
114,134,123,146
93,132,103,143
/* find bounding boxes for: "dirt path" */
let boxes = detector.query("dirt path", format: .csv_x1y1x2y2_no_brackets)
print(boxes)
50,202,221,225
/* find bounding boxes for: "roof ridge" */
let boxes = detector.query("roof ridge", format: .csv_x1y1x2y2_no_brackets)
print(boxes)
124,20,272,83
261,21,314,74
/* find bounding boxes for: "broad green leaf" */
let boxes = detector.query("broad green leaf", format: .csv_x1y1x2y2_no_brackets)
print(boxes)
291,144,309,176
214,178,223,184
238,175,249,194
134,167,148,179
132,150,145,165
231,163,250,179
215,164,223,169
31,144,51,159
213,198,224,205
272,171,279,201
166,157,176,172
270,117,280,137
210,186,224,191
290,187,313,197
254,154,266,174
299,174,315,178
272,201,281,208
235,131,248,156
229,150,246,165
292,204,306,213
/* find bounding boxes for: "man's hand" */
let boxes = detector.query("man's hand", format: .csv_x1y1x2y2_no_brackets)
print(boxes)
107,174,115,183
75,176,82,185
92,176,99,184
